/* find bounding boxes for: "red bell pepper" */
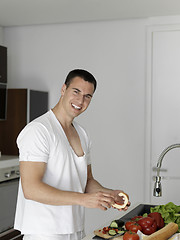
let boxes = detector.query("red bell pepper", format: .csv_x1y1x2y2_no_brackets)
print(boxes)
148,212,165,229
137,217,157,235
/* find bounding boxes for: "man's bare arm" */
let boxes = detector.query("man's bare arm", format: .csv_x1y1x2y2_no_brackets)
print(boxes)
85,164,130,210
20,161,114,210
85,164,112,193
20,161,83,205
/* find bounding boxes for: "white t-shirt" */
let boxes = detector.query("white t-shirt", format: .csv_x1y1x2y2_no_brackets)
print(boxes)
14,110,91,234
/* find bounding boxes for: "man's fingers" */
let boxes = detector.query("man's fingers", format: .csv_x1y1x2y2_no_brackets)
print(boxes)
99,192,115,202
96,192,115,210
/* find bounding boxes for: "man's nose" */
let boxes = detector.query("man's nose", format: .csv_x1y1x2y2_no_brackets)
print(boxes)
77,94,84,104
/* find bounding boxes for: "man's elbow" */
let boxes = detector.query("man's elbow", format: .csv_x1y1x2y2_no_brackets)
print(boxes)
21,182,39,200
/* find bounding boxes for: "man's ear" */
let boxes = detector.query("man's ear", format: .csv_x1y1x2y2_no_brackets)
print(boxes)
61,84,67,95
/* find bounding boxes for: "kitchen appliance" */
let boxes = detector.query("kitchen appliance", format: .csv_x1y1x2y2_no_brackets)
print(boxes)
0,155,19,234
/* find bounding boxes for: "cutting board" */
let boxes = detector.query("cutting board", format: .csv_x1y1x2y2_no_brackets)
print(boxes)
94,229,124,239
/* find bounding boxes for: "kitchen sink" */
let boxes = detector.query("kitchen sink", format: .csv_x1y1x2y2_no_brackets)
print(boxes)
120,204,156,222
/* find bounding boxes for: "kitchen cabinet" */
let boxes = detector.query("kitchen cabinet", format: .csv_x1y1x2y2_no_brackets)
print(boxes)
0,46,7,83
0,83,7,120
0,45,7,120
0,88,48,155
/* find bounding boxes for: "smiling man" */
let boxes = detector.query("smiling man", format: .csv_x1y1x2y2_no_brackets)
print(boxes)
14,69,130,240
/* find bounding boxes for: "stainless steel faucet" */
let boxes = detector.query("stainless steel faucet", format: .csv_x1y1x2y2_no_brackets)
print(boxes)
153,143,180,197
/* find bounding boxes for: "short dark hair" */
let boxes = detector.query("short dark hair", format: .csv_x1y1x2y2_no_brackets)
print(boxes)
65,69,97,92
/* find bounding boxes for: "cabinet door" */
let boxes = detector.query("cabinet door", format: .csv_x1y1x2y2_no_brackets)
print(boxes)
0,89,48,155
0,46,7,83
0,83,7,120
0,89,27,155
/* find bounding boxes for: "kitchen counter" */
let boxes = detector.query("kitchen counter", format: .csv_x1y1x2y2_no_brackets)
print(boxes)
83,202,180,240
0,155,19,182
0,155,19,167
83,203,140,240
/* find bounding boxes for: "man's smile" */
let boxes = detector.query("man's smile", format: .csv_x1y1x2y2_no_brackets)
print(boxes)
72,103,82,110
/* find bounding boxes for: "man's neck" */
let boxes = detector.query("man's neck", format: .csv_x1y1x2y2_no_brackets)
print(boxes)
52,102,73,129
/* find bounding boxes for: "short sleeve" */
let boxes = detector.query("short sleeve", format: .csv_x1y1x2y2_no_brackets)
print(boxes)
17,122,50,163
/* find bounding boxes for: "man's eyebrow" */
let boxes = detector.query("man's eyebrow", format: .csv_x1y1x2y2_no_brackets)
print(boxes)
72,88,81,92
85,93,93,98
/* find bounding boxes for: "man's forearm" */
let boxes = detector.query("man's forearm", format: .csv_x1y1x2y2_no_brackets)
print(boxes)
23,180,85,206
85,177,112,194
23,180,114,210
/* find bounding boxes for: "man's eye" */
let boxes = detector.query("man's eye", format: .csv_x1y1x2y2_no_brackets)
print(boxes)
85,95,91,99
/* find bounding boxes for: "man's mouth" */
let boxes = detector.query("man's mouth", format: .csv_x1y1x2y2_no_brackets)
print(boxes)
72,103,81,110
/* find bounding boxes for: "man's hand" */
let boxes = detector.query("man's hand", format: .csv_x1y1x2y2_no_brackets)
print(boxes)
111,190,131,211
81,191,115,211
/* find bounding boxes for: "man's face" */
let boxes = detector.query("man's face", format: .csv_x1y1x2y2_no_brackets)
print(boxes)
61,76,94,119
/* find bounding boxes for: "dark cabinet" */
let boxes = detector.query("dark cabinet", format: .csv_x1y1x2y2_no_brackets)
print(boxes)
0,88,48,155
0,83,7,120
0,46,7,120
0,46,7,83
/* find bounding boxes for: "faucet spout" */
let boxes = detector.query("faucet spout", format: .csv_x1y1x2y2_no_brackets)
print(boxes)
153,143,180,197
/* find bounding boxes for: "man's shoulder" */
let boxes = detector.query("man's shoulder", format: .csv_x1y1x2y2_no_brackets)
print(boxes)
32,110,50,124
19,111,51,135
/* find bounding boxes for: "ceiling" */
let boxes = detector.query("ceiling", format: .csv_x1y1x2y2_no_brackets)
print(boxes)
1,0,180,27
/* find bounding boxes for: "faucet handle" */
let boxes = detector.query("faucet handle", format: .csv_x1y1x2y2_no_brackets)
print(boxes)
153,176,162,197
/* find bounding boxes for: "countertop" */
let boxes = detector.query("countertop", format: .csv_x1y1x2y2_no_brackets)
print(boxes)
83,202,180,240
83,203,140,240
0,155,19,168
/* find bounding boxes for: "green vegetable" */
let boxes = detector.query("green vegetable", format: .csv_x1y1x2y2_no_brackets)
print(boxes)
150,202,180,232
110,221,118,228
108,229,125,236
110,219,124,228
108,229,117,236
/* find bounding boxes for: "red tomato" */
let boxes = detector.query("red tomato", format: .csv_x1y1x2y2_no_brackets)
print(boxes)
131,216,143,222
123,231,139,240
125,221,136,230
103,226,109,232
129,223,142,233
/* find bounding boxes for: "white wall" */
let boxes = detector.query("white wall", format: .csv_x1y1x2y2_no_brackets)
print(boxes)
3,16,174,234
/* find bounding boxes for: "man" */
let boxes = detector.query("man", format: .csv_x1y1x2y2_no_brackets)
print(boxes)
14,69,130,240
